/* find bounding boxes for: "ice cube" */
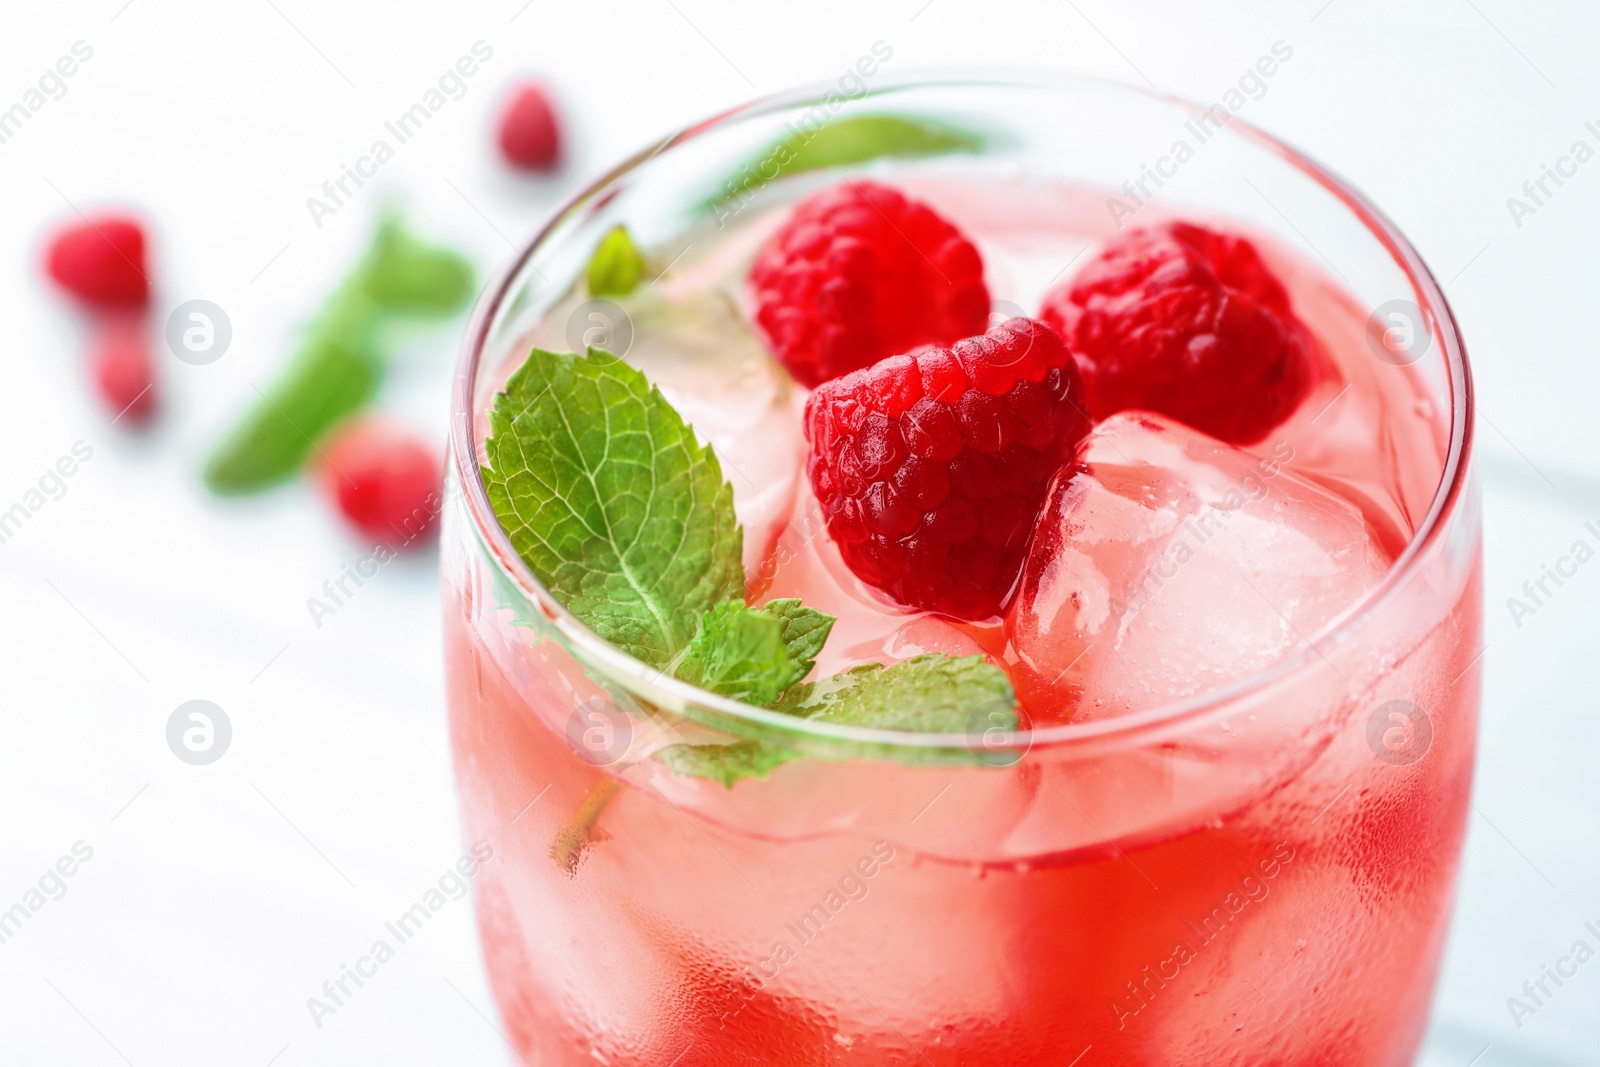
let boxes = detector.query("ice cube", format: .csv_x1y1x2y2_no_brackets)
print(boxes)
757,484,989,678
1006,412,1388,722
626,290,808,582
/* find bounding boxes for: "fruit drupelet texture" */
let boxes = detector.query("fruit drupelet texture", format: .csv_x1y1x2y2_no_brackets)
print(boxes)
1040,221,1313,444
804,317,1090,620
750,179,989,388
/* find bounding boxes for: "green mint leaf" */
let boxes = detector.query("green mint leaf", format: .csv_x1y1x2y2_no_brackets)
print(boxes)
705,114,984,210
203,332,380,493
788,655,1015,732
360,216,475,314
586,225,648,298
676,600,798,706
203,216,472,494
660,653,1017,787
482,346,744,667
657,739,796,789
673,598,833,705
759,598,834,677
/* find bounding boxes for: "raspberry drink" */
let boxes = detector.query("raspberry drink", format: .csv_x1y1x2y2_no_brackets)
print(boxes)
444,78,1479,1066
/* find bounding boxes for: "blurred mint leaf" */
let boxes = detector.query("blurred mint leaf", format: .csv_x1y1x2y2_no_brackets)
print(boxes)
657,738,795,788
481,346,744,668
203,216,472,494
360,216,475,314
586,225,648,298
705,114,984,210
202,333,380,494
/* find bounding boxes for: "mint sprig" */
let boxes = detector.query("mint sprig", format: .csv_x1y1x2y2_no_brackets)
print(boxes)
482,346,743,667
482,344,1019,815
203,216,473,494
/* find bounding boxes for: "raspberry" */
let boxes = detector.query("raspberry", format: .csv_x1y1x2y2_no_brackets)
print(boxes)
1039,221,1313,444
319,418,442,550
497,83,562,171
88,317,157,426
804,318,1090,620
750,180,989,388
45,216,150,309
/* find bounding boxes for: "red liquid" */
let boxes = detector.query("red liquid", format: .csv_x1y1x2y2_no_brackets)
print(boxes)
445,175,1480,1065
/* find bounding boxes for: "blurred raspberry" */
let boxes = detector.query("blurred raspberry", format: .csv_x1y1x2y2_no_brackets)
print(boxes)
497,82,562,171
46,216,150,309
319,418,442,550
88,316,158,426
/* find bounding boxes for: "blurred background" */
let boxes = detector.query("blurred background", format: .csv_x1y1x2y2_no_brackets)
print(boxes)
1,2,1596,1064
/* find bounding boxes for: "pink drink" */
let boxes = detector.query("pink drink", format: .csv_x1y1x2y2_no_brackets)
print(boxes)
444,78,1479,1065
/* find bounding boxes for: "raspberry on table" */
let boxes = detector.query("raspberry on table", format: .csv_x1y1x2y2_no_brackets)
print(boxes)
319,418,442,550
45,216,150,309
804,317,1090,620
497,82,562,172
1039,221,1314,444
750,180,990,388
88,317,157,426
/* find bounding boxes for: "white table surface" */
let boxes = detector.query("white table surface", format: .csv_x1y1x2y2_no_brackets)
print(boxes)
1,2,1596,1064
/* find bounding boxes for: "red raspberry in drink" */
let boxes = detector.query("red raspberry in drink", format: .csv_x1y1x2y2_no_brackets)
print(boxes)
804,317,1090,619
320,418,442,549
750,180,989,388
45,215,150,309
1039,221,1313,444
497,83,562,172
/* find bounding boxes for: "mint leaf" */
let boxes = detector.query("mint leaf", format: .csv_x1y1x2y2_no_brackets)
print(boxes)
203,334,380,494
360,216,475,314
789,655,1015,732
676,600,797,705
773,114,984,175
760,598,833,677
481,346,743,667
674,599,835,705
203,216,472,494
704,114,984,210
476,345,1012,803
586,225,648,298
657,739,795,788
660,654,1017,786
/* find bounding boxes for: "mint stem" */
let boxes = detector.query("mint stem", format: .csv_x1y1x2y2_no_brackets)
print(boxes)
550,776,623,873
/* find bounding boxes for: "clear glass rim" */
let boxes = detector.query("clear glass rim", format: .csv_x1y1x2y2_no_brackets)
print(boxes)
449,70,1475,755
